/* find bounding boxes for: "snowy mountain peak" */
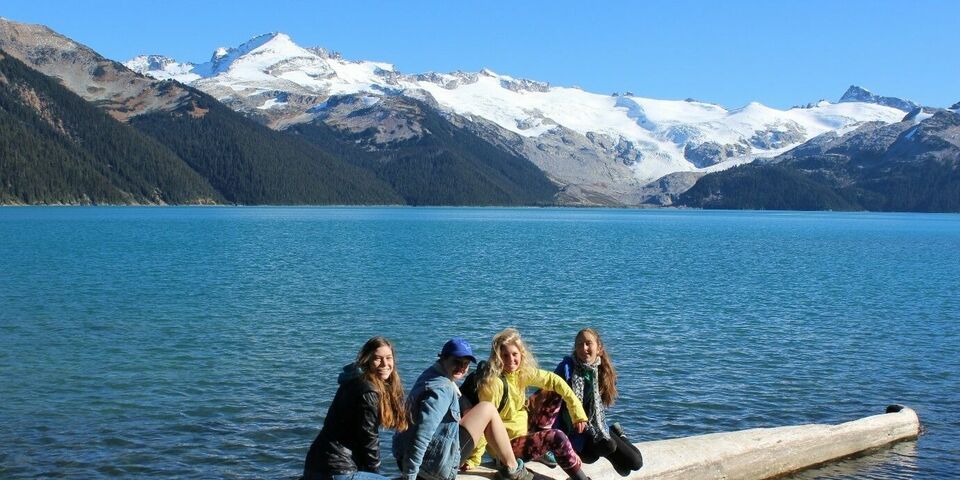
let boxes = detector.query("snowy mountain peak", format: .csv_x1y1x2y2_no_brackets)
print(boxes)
212,47,229,61
125,33,909,189
125,54,189,73
124,54,197,82
839,85,919,112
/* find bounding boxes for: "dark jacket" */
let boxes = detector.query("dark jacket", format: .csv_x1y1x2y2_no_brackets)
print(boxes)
554,355,593,452
304,364,382,476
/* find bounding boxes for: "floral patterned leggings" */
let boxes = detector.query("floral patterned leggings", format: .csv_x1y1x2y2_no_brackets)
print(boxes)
509,391,582,474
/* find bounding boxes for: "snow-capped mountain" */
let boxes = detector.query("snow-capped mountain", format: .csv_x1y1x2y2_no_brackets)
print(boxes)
126,32,909,204
124,54,197,82
839,85,920,112
679,108,960,211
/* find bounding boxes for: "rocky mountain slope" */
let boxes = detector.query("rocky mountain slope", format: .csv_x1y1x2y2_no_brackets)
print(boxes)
285,95,558,206
2,19,945,209
0,19,558,206
677,108,960,211
0,48,220,204
0,18,192,121
126,32,909,205
0,19,404,205
839,85,920,112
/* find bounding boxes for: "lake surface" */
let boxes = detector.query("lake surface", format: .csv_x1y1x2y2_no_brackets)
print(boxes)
1,207,957,479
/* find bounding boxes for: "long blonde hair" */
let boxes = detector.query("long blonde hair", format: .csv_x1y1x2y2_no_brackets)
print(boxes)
482,328,539,389
356,336,409,431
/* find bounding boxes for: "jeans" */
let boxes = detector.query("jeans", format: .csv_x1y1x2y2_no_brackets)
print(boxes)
303,471,391,480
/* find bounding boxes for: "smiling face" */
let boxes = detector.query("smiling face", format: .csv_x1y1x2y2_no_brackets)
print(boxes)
575,331,601,364
499,343,522,374
441,356,472,381
369,345,394,381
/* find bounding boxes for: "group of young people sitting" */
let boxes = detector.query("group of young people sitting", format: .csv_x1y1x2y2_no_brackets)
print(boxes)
302,328,644,480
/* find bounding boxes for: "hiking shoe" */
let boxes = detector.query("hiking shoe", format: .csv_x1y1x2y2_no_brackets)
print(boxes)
536,451,558,468
496,459,534,480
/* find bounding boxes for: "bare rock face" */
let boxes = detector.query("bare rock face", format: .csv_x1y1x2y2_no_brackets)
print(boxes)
414,71,479,89
317,94,426,146
748,121,807,149
499,77,550,93
886,110,960,162
459,119,649,205
636,171,706,206
0,18,191,121
684,142,751,168
840,85,919,112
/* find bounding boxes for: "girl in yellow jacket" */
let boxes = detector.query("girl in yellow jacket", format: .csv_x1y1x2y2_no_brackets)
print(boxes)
465,328,591,480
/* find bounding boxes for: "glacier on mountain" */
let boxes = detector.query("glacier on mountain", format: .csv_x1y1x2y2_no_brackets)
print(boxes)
124,32,908,203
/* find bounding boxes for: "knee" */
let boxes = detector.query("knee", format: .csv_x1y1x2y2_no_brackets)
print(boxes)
473,401,497,418
550,429,571,445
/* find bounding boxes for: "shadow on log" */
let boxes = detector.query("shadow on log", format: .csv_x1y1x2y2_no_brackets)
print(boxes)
459,406,921,480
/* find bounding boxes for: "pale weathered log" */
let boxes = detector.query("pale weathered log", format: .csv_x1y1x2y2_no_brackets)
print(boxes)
459,406,920,480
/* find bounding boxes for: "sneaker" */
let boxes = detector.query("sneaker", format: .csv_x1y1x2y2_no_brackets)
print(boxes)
536,451,558,468
496,459,534,480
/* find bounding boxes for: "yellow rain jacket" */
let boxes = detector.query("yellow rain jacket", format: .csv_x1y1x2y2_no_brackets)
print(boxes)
464,368,588,468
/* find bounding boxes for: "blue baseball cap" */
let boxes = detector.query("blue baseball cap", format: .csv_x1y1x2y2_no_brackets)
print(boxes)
439,337,477,363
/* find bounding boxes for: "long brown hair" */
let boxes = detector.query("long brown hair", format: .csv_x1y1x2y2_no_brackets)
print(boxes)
575,328,618,407
482,328,539,389
356,336,408,431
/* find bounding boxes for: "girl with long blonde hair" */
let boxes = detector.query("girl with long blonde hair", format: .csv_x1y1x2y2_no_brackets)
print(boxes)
465,328,591,480
393,338,533,480
304,336,408,480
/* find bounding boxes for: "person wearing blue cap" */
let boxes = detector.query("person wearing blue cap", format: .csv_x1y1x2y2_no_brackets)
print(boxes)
393,338,533,480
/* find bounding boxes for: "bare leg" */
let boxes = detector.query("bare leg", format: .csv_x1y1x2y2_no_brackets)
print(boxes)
460,401,518,470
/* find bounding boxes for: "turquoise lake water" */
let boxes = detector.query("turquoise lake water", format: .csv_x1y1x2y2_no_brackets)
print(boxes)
1,207,958,479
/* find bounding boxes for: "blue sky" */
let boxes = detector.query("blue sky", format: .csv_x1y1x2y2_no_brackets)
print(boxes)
3,0,957,109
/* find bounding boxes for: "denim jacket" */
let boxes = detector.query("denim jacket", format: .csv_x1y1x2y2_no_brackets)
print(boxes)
393,362,461,480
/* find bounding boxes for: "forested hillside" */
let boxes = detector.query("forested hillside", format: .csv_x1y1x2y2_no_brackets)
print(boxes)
288,97,558,206
0,50,220,204
128,84,403,205
679,111,960,212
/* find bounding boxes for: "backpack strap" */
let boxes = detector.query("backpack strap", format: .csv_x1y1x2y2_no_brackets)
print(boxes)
497,374,509,413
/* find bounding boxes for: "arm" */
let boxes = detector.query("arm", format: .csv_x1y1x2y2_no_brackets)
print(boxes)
530,369,588,424
354,391,382,472
401,386,451,480
554,357,573,384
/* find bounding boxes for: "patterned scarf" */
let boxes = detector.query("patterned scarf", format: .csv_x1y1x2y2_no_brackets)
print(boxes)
570,355,609,441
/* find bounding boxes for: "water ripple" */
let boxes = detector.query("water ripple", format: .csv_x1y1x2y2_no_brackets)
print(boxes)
1,207,957,479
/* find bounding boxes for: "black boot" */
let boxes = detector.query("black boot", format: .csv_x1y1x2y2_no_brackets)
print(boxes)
608,423,643,475
564,466,590,480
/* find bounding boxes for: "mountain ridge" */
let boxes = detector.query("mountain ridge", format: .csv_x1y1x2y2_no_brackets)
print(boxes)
0,20,404,205
1,18,949,210
124,31,911,204
677,109,960,212
839,85,920,113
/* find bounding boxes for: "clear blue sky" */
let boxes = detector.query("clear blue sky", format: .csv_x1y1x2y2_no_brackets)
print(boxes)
4,0,957,109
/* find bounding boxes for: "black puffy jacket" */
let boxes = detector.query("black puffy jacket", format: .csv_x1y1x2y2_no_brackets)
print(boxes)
304,365,382,476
